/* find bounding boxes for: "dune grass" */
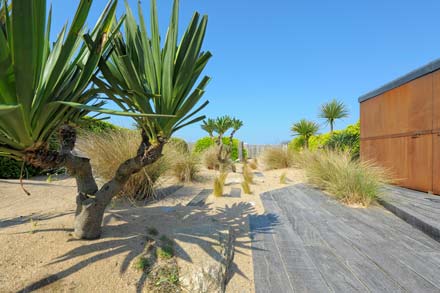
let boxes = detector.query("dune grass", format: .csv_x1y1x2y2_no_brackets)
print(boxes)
213,172,228,197
261,147,297,170
76,130,199,200
76,129,169,201
298,149,392,206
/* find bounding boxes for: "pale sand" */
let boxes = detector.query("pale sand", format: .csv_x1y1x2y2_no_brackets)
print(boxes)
0,164,305,292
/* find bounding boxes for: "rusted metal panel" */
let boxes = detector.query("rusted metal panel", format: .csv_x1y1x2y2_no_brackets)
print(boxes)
433,71,440,131
406,134,432,192
360,74,433,139
433,133,440,195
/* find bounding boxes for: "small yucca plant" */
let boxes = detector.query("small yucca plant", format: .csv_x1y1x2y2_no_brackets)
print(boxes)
213,172,228,197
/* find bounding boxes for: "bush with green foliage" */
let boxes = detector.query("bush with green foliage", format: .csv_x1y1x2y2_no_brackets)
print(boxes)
193,136,245,160
0,157,42,179
288,121,360,157
324,121,360,158
75,117,119,133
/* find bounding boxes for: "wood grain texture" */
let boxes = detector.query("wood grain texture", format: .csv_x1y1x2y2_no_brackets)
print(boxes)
252,185,440,293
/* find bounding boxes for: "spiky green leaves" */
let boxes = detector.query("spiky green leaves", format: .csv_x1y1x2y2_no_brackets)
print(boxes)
291,119,319,148
99,0,211,142
0,0,118,159
319,99,349,132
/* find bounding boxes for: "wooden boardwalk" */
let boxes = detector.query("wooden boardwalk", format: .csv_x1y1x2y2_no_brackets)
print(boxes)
251,184,440,293
380,186,440,241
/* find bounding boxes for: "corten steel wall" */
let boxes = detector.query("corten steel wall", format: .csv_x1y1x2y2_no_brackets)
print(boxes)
359,59,440,195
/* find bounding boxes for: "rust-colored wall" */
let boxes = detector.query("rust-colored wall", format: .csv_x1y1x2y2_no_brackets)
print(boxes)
360,71,439,194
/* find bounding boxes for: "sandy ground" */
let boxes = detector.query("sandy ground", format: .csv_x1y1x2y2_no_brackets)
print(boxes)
0,163,305,293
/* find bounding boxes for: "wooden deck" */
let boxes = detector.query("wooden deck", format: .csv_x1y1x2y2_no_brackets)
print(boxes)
380,186,440,241
250,184,440,293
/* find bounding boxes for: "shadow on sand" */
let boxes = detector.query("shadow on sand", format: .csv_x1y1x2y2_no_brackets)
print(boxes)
15,201,279,292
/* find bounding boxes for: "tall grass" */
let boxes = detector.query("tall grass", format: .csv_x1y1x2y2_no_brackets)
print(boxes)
202,145,220,170
213,172,228,197
168,148,200,183
261,148,297,170
299,150,391,206
77,130,169,200
77,130,200,199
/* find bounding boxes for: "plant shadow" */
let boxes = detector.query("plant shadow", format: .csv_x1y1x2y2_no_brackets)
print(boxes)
16,201,279,293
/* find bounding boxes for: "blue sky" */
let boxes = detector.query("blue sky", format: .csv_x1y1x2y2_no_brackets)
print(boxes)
51,0,440,144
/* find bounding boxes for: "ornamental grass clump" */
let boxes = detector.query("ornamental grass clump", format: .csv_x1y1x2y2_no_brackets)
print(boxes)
261,148,297,170
213,172,228,197
76,130,169,201
168,150,200,183
242,163,254,184
299,149,392,206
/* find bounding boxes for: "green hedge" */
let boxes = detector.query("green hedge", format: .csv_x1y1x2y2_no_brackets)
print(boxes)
193,136,246,161
325,121,360,158
0,157,42,179
288,121,360,158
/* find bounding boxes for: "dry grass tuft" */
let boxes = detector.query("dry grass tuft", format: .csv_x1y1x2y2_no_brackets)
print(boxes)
76,129,168,201
248,158,258,170
213,172,228,197
203,145,221,170
242,164,254,184
279,172,287,184
298,149,392,206
241,181,252,194
261,148,297,170
166,146,200,183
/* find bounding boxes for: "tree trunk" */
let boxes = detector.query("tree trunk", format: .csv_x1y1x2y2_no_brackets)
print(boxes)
74,194,106,239
25,125,164,240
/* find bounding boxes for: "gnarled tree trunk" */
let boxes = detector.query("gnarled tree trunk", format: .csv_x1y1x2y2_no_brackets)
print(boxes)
25,125,164,239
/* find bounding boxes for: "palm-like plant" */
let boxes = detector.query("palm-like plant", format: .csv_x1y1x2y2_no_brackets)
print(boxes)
319,99,349,133
201,118,216,139
0,0,118,161
200,115,243,170
291,119,319,149
97,0,211,145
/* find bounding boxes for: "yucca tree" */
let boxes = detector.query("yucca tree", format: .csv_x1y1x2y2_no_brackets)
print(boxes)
201,118,216,139
200,115,243,170
0,0,123,239
319,99,349,134
0,0,120,162
64,0,210,238
291,119,319,149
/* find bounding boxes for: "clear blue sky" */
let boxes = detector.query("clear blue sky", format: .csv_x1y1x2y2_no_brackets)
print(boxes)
51,0,440,144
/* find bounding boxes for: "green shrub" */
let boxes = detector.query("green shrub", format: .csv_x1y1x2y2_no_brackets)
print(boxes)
299,149,391,207
75,116,119,133
324,121,360,159
193,136,246,160
0,157,43,179
288,132,335,151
